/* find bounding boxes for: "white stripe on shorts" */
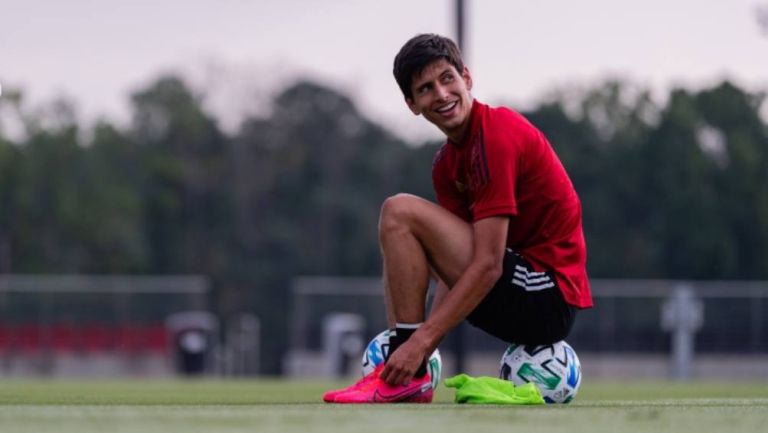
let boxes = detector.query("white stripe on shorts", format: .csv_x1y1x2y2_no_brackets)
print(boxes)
513,271,550,284
511,265,555,291
514,265,547,276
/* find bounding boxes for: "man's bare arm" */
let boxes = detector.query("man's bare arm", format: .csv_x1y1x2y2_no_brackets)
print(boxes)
429,277,449,317
417,215,508,351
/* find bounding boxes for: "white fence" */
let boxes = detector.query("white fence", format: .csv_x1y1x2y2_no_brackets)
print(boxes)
287,277,768,380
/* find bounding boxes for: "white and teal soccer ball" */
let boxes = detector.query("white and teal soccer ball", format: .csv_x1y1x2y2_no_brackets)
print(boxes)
362,329,442,390
499,341,582,404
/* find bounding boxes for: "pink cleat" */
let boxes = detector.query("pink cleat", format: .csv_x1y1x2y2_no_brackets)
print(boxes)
323,365,383,403
331,371,433,404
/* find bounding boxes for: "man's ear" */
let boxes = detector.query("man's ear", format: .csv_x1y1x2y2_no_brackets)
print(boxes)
406,97,421,115
462,66,473,92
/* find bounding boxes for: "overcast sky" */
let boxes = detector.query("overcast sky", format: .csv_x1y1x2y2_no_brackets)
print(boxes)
1,0,766,142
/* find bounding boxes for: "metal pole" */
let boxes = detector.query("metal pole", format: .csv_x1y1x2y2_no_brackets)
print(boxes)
452,0,467,376
456,0,465,51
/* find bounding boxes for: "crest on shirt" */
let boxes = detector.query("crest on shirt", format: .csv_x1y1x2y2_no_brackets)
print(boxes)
455,180,468,192
432,144,448,167
469,129,490,190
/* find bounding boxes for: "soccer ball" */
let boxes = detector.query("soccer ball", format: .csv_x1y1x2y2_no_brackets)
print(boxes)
361,329,442,390
499,341,582,404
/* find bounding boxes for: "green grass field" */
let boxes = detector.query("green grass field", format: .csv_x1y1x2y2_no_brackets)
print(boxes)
1,378,767,433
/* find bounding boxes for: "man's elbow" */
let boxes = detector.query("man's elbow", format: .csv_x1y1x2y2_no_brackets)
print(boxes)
476,257,503,287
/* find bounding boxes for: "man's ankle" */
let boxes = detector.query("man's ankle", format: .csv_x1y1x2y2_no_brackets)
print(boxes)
388,322,428,377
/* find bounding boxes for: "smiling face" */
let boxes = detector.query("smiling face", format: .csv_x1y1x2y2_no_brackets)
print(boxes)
406,59,474,143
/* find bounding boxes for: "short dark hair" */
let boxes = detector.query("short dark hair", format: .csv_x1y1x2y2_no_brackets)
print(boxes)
393,33,465,100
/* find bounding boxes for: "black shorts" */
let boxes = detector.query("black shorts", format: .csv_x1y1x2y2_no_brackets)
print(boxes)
465,249,577,345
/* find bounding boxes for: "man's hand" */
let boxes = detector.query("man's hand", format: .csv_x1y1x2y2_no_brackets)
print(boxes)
379,334,429,386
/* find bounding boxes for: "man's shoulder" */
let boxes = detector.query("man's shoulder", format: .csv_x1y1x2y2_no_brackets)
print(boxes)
475,103,540,149
483,103,535,132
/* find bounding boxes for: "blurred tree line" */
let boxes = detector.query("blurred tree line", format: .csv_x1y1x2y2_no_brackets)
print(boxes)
0,76,766,372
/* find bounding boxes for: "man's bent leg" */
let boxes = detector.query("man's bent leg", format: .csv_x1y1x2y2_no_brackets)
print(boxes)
379,198,431,326
378,194,475,363
379,194,475,308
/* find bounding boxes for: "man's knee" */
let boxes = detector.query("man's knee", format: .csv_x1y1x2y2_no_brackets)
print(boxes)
379,193,422,234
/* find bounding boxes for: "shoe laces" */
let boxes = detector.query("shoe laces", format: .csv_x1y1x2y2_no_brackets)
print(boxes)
350,364,384,389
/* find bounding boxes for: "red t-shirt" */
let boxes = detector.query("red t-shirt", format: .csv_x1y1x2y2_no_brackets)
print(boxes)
432,100,593,308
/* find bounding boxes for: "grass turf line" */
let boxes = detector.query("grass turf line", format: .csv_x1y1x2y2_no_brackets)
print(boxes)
1,379,767,433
